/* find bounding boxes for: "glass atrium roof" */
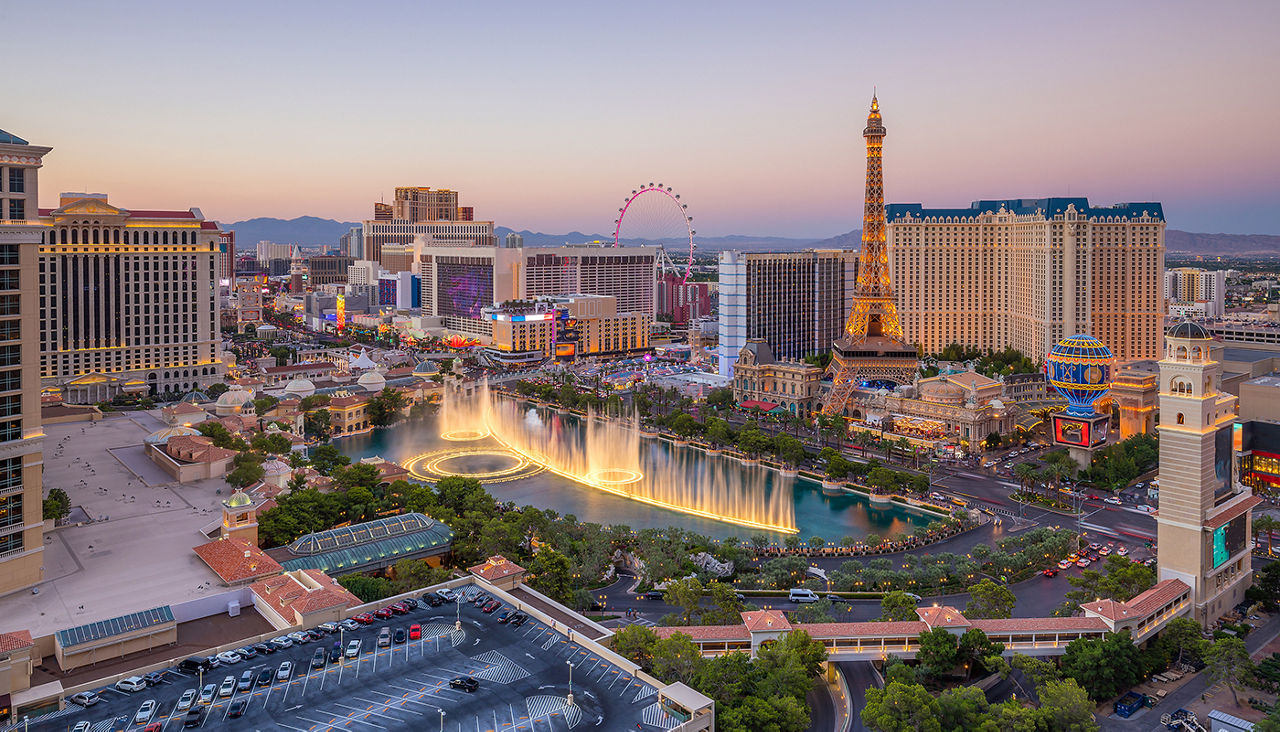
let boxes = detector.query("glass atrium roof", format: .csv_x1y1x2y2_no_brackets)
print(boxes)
287,513,442,556
56,606,174,649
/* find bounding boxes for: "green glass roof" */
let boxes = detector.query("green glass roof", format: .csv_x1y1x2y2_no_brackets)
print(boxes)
56,606,174,649
0,129,30,145
280,522,454,575
287,512,443,555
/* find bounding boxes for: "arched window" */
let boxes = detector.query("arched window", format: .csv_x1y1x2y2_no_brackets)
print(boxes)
82,228,89,243
162,231,169,245
60,229,67,244
92,229,99,244
1177,346,1188,360
1176,413,1184,425
113,229,120,244
142,231,149,245
70,229,78,244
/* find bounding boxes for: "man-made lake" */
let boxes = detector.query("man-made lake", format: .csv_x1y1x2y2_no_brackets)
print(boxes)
338,396,930,541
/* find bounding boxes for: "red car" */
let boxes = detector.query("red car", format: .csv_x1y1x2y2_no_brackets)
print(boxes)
482,600,501,614
352,612,376,624
1042,568,1058,577
387,603,408,615
374,608,394,620
409,624,421,640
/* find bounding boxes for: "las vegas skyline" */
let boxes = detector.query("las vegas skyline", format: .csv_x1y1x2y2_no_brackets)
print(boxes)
3,0,1279,237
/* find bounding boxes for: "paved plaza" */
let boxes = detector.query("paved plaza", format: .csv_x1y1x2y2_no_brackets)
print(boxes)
3,414,235,639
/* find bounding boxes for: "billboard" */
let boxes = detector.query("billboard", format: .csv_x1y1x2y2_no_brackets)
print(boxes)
1212,514,1248,568
1052,414,1109,448
1213,424,1234,504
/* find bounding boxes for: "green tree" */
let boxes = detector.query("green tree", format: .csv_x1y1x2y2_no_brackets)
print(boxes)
879,591,918,622
366,388,409,427
250,432,293,455
1205,636,1251,706
1010,653,1060,688
650,632,704,684
42,487,71,521
705,417,734,448
789,598,836,624
735,427,771,458
965,578,1016,619
206,383,229,398
334,463,381,493
309,444,350,476
861,681,942,732
336,574,395,603
705,387,735,410
527,548,574,604
718,695,810,732
883,656,917,686
226,453,265,488
1060,631,1144,701
937,686,989,731
390,559,450,593
1037,678,1099,732
978,700,1044,732
916,627,959,677
703,582,747,625
304,409,332,440
1062,554,1155,613
299,394,332,410
1157,617,1209,668
611,625,658,668
662,577,705,626
252,395,279,415
957,628,1005,678
753,630,828,700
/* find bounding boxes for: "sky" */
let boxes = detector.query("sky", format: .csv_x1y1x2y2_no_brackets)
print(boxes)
4,1,1279,238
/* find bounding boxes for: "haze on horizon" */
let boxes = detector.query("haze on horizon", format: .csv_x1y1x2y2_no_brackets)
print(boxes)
3,0,1278,238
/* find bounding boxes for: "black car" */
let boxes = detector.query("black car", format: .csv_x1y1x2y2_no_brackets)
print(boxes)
449,676,480,692
228,698,248,718
311,649,326,669
328,645,343,664
400,597,419,610
424,594,443,607
510,613,528,627
254,642,275,655
256,668,274,687
182,708,204,728
393,628,407,644
178,656,211,674
472,594,490,607
235,645,258,660
642,590,664,600
142,671,166,686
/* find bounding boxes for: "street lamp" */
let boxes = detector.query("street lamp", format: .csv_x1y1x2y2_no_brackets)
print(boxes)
455,594,461,632
439,709,445,731
567,660,574,706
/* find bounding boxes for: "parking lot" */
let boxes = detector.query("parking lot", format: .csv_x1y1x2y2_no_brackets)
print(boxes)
23,584,676,732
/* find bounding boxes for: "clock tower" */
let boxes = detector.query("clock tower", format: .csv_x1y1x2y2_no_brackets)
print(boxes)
1156,320,1257,626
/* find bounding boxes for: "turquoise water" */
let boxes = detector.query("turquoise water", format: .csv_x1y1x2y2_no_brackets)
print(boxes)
336,410,930,540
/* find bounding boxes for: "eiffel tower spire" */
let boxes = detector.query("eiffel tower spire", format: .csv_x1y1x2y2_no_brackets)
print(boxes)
822,94,918,415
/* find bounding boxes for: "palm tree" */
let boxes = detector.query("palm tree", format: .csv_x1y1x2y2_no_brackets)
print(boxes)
1254,514,1277,556
1013,462,1038,502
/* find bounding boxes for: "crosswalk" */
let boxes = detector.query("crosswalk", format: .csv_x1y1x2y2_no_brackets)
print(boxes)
640,701,682,730
633,685,656,703
525,695,582,729
470,650,531,684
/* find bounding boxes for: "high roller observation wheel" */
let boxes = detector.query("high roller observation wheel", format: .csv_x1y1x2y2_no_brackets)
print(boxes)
612,182,695,283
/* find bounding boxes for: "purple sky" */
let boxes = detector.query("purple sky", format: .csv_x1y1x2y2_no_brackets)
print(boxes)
4,1,1278,237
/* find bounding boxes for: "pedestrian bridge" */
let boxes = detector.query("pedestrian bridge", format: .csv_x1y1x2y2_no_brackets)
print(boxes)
654,579,1190,662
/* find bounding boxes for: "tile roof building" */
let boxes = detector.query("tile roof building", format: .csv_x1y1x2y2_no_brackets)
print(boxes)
468,555,526,590
192,537,283,585
249,569,360,630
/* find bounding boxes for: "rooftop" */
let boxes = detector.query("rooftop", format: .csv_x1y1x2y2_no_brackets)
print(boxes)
55,606,174,650
0,129,30,145
270,512,454,575
468,555,525,582
192,537,284,584
887,198,1164,222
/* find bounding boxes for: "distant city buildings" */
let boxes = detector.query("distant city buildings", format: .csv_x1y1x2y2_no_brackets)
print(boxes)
716,249,858,377
306,255,354,286
0,128,48,596
35,192,224,401
359,186,495,265
656,272,711,326
483,294,649,365
1166,267,1226,318
886,198,1165,363
730,340,823,418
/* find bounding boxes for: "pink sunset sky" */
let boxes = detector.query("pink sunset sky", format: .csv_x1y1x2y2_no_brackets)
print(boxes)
3,1,1278,237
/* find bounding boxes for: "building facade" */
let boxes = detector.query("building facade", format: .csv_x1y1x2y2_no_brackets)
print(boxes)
717,249,858,377
657,272,711,326
1155,321,1256,626
255,240,293,263
730,340,823,418
306,255,354,285
0,129,49,596
1166,268,1226,319
36,193,224,399
483,294,650,364
522,246,658,317
886,198,1165,363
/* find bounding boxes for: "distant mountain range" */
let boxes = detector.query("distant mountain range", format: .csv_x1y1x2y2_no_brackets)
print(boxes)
224,216,1278,257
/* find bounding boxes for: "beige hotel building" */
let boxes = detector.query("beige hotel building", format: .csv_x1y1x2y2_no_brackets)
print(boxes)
886,198,1165,363
34,193,224,402
0,129,49,596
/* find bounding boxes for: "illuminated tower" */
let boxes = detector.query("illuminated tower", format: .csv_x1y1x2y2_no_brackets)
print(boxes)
823,94,918,414
289,245,305,292
1156,320,1255,626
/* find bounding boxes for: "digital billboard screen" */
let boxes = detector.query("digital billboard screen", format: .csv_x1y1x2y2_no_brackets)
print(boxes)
1213,424,1234,504
1212,514,1248,568
1053,416,1090,447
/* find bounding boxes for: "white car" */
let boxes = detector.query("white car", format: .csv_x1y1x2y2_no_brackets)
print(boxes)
215,650,242,664
134,699,157,724
176,688,197,712
270,635,294,648
199,684,217,705
1103,496,1122,505
435,588,457,601
345,639,362,658
276,661,293,682
1116,546,1129,556
115,676,147,692
339,619,361,631
68,691,101,707
287,631,311,644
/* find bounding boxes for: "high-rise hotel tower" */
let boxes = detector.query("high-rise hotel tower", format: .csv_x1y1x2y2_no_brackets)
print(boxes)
886,198,1164,363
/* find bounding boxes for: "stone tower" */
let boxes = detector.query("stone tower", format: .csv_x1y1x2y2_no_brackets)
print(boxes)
221,488,260,546
1156,320,1255,625
823,94,918,414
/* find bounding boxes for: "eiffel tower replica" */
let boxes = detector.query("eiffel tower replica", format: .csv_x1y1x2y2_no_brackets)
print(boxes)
822,94,919,415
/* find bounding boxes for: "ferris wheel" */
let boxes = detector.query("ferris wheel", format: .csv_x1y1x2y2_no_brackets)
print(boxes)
613,183,695,282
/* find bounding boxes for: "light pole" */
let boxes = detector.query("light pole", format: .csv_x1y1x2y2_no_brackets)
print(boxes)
455,594,461,632
566,660,574,706
439,709,445,731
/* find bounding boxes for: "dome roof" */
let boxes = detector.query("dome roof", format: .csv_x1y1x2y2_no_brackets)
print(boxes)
262,459,292,476
217,385,254,407
1168,320,1210,340
412,360,439,375
349,350,376,370
224,490,253,508
144,426,199,445
920,378,965,403
282,378,316,397
357,371,386,391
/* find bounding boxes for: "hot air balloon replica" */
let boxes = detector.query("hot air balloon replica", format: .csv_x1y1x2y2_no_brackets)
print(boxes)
1044,334,1115,468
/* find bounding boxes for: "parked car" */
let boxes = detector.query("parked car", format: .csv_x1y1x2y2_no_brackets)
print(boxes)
400,598,420,610
378,628,392,647
1098,546,1111,556
435,588,457,601
237,670,254,692
1076,558,1091,568
311,649,326,669
270,635,294,649
497,610,514,623
472,594,491,607
510,613,528,627
253,642,275,655
483,600,501,613
394,628,407,644
276,661,293,681
789,588,819,604
303,629,324,641
339,618,362,631
107,716,129,732
373,608,394,620
387,603,408,615
72,723,91,732
178,656,212,674
317,622,340,634
346,639,362,658
227,698,248,718
198,684,217,705
409,624,422,639
134,699,157,724
256,668,274,687
69,691,101,707
1116,546,1129,556
1042,568,1058,577
328,645,343,664
182,708,204,728
424,594,443,607
287,631,312,644
215,651,242,665
1057,559,1073,569
144,722,161,732
115,676,148,693
450,676,480,692
218,675,236,698
234,645,258,660
176,688,197,712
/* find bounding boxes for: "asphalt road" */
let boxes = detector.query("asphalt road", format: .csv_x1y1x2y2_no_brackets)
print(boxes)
37,587,667,732
838,661,881,732
805,675,836,732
